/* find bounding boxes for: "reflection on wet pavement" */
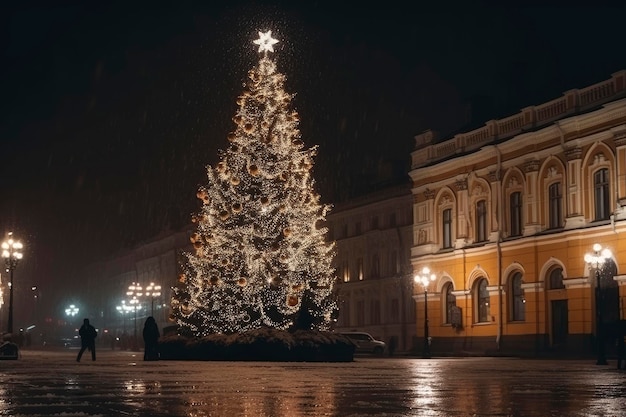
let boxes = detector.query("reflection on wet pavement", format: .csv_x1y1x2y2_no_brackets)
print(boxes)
0,350,625,416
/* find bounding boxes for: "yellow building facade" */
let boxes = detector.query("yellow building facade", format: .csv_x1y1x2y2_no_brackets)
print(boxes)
410,71,626,356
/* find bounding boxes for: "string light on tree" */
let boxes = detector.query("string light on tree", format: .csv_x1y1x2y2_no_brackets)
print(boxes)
170,30,337,336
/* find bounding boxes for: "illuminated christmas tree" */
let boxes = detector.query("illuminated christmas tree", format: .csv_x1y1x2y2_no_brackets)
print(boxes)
171,31,337,336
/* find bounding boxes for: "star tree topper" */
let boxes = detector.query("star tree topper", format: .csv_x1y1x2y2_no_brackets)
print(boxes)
253,30,279,53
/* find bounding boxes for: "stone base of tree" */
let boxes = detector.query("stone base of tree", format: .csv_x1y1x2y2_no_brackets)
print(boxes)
158,328,355,362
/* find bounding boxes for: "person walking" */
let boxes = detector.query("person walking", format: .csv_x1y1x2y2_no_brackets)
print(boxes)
76,318,97,362
142,316,160,361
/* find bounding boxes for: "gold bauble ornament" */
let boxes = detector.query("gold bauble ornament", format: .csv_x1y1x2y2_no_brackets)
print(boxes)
287,295,298,307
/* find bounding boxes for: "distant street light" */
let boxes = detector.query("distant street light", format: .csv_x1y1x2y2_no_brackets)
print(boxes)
144,282,162,317
414,266,436,359
2,232,24,335
126,283,143,351
116,300,134,334
65,304,80,335
584,243,612,366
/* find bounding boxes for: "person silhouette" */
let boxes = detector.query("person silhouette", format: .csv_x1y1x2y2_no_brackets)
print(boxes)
142,316,160,361
76,318,97,362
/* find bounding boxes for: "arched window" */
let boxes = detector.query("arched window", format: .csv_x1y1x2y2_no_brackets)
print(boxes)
475,278,490,323
510,272,525,321
476,200,487,242
510,192,522,237
549,267,565,290
442,208,452,249
594,168,610,221
548,182,562,229
444,283,456,324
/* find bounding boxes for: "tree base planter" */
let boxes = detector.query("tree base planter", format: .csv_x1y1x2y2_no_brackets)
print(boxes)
158,329,355,362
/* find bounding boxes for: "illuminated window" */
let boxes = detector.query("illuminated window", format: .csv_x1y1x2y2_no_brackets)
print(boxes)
594,168,610,221
357,258,363,281
510,272,525,321
510,192,522,237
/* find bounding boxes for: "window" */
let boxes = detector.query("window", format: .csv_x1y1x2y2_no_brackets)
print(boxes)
370,299,380,325
390,298,400,322
370,253,380,278
371,216,379,230
354,221,362,235
443,208,452,249
444,283,456,324
475,278,490,323
476,200,487,242
357,258,363,280
594,168,610,221
548,182,562,229
356,300,365,326
389,213,397,227
510,192,522,237
549,267,565,290
390,250,399,275
510,272,525,321
342,300,350,326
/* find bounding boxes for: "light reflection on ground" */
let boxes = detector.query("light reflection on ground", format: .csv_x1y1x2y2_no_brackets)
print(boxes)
0,350,625,416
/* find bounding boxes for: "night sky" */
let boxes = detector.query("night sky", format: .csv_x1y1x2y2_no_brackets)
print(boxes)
2,2,626,316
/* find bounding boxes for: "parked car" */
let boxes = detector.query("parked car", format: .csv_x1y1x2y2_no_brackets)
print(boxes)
340,332,386,355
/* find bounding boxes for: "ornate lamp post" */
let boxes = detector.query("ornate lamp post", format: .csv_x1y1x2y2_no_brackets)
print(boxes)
144,282,161,317
414,266,436,359
126,282,143,351
584,243,612,365
2,232,23,335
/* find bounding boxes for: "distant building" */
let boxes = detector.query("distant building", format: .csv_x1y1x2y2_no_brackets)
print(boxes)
328,182,416,353
410,70,626,356
84,228,192,337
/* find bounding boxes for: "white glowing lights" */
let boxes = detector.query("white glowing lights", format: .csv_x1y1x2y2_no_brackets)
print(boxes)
253,30,279,53
171,31,336,336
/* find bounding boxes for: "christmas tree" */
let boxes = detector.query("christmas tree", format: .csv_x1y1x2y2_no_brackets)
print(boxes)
171,31,337,336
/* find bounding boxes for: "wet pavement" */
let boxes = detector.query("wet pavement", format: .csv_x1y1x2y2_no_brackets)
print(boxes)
0,349,625,416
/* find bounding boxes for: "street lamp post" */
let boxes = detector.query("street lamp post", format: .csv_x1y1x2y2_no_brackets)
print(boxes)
144,282,161,317
414,266,436,359
584,243,612,366
2,232,24,336
126,282,143,351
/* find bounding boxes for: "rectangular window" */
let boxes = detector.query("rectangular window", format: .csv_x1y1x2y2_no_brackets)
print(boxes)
476,200,487,242
510,192,522,237
443,208,452,248
356,300,365,326
594,168,610,221
549,183,562,229
370,253,379,278
389,212,397,227
390,298,400,322
370,300,380,325
354,221,362,235
342,301,350,326
371,216,379,230
357,258,363,281
390,250,399,275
